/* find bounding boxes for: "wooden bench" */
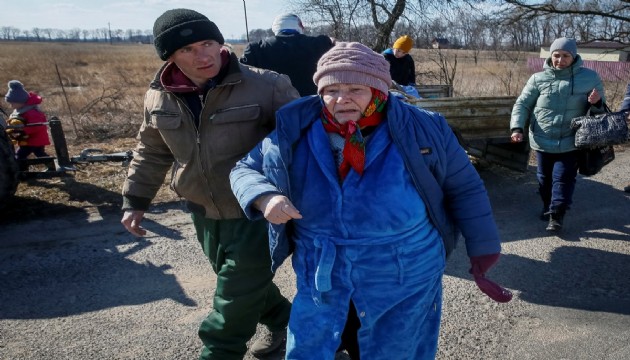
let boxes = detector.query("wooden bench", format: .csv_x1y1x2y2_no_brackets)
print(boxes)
408,96,531,172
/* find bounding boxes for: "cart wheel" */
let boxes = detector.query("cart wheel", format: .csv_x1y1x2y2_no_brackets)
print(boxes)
0,125,19,209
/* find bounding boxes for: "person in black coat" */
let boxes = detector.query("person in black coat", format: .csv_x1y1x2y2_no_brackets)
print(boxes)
240,14,334,96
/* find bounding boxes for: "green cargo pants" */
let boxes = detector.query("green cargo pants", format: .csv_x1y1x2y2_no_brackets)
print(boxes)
191,213,291,360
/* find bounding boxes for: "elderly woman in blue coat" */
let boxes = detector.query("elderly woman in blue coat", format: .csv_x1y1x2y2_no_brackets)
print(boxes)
231,42,511,360
510,37,605,231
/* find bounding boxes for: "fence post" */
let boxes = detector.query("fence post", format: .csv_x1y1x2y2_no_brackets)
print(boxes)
49,117,72,168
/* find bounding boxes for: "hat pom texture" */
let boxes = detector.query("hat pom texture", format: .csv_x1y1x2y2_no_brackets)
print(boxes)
313,42,392,95
5,80,29,103
153,8,224,61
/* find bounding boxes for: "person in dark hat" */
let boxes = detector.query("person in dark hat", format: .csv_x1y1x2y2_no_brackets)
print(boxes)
231,41,511,359
240,13,334,96
120,8,299,360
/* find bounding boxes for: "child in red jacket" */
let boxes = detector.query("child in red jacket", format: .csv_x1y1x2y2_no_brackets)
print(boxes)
4,80,53,171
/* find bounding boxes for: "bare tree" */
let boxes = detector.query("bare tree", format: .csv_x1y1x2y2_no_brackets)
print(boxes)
497,0,630,43
32,28,42,42
112,29,124,42
289,0,363,40
94,28,109,41
289,0,411,48
42,28,53,41
429,49,458,85
68,28,82,41
8,27,21,40
368,0,407,51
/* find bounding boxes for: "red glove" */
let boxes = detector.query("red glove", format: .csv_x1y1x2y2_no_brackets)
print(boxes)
469,253,513,303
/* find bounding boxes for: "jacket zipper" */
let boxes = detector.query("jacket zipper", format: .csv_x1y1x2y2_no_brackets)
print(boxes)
170,90,223,218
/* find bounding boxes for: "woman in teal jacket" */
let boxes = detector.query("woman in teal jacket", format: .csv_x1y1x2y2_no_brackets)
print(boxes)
510,37,605,231
231,42,511,360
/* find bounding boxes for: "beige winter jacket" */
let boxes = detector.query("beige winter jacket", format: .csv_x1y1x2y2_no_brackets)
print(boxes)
122,52,299,219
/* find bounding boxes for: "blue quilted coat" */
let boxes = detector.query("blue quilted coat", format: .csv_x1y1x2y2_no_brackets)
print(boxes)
231,95,501,359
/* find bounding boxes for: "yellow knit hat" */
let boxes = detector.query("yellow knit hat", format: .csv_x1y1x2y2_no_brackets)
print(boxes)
393,35,413,53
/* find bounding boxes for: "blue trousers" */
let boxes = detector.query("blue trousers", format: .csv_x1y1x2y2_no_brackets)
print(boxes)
536,150,579,213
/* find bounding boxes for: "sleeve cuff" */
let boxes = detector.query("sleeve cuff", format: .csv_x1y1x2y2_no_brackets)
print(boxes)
122,195,152,211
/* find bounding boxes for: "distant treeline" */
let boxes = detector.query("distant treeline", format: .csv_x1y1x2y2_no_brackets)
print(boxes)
0,26,246,44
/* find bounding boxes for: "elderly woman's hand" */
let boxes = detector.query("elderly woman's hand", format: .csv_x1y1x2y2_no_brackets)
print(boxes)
588,88,601,105
255,194,303,225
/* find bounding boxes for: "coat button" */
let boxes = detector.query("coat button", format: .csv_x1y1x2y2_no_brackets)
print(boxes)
359,311,366,317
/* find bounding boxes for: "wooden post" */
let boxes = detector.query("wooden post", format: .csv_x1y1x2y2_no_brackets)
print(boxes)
48,117,72,168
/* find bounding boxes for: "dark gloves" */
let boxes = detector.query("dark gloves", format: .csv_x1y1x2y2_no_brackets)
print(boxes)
469,253,513,303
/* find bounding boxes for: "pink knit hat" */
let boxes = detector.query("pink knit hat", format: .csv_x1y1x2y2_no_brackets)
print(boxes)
313,42,391,94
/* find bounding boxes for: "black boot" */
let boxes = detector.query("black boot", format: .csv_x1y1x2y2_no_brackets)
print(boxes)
540,207,549,221
539,200,551,221
546,212,564,232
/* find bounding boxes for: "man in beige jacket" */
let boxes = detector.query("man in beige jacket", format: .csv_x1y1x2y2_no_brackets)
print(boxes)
120,8,299,360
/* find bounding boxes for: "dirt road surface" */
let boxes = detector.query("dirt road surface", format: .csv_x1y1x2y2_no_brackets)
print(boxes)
1,148,629,360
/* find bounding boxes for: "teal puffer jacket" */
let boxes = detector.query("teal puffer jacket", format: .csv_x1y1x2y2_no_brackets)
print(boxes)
510,55,605,153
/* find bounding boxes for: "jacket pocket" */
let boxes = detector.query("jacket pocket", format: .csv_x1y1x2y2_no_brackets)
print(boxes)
149,110,194,162
211,104,261,124
210,105,266,156
150,111,183,130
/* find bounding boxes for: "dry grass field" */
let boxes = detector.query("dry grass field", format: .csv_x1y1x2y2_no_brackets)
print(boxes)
0,41,627,221
2,41,626,131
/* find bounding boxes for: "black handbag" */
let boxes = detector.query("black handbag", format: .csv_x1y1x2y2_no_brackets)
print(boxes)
571,104,629,148
576,145,615,176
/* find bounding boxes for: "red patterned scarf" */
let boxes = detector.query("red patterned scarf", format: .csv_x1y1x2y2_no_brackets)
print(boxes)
321,88,387,180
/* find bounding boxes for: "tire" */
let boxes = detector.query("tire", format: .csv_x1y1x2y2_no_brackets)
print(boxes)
0,124,19,209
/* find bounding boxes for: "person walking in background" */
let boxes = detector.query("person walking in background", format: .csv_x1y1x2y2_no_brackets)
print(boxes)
510,37,605,231
120,8,299,360
382,35,416,87
231,41,511,360
240,13,334,96
620,83,630,193
3,80,53,172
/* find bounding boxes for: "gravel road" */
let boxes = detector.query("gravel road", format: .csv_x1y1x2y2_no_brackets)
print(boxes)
1,147,629,360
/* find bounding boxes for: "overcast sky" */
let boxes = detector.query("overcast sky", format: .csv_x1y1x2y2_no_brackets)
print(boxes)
2,0,292,40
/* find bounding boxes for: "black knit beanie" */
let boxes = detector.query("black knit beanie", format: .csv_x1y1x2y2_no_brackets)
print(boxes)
153,8,224,61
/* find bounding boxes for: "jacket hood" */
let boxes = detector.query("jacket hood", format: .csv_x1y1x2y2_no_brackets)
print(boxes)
149,48,239,91
543,54,584,75
24,92,42,106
